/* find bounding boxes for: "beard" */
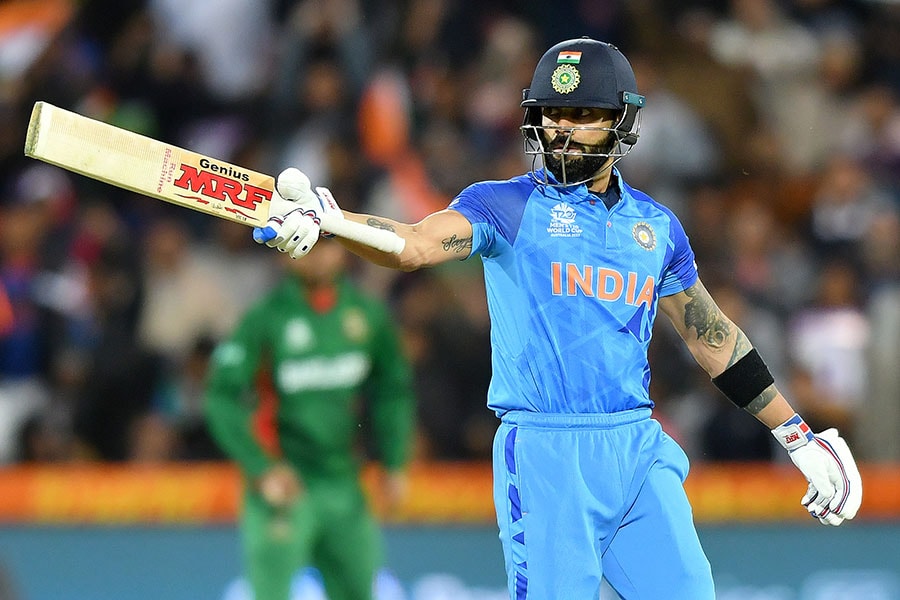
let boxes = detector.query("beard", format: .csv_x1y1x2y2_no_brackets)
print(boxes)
541,132,618,185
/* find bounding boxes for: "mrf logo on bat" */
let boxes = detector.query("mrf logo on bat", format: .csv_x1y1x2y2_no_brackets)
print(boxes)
165,149,272,221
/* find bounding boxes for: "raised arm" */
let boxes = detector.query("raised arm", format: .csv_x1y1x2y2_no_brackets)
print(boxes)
254,168,473,271
659,278,862,525
339,209,474,271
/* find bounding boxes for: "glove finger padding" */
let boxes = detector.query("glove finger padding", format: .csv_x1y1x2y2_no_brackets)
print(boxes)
817,429,862,520
801,482,817,507
277,211,320,258
254,186,312,246
819,511,844,526
802,484,835,523
261,215,290,247
802,483,824,515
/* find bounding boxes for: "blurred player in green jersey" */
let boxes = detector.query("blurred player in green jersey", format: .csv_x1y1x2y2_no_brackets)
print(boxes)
205,239,414,600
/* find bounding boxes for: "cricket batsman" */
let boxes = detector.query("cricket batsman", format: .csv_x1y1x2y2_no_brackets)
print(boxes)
252,37,862,599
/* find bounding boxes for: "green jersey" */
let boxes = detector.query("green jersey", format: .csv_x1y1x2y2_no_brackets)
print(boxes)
204,275,414,482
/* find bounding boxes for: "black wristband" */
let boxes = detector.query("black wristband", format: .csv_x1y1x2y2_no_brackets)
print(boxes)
711,348,775,408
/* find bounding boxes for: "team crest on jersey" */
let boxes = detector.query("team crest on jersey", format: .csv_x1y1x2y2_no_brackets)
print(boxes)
632,222,656,251
551,64,580,94
548,202,583,237
342,308,369,342
285,318,314,351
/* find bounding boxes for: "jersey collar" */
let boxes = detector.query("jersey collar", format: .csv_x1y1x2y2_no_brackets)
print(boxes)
544,166,630,208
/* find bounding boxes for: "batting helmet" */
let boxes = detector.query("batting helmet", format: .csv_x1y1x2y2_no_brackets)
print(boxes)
522,37,644,142
521,38,645,186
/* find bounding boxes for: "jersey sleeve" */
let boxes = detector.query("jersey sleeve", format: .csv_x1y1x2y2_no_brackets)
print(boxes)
203,304,274,478
659,210,699,297
447,182,499,258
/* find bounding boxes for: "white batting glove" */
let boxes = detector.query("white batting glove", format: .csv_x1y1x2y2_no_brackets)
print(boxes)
309,184,344,237
772,414,862,526
252,168,343,258
252,168,344,255
253,168,320,258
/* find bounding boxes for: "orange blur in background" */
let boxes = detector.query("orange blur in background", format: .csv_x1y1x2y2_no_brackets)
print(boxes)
0,462,897,525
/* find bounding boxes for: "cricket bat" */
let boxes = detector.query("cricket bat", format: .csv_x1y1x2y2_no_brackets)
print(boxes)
23,101,405,254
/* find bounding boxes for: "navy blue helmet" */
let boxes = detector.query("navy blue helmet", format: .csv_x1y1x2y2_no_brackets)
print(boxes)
521,37,645,186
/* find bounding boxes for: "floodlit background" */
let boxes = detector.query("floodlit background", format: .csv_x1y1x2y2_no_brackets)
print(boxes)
1,0,899,598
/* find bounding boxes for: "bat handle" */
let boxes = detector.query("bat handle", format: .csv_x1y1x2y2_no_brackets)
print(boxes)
322,216,406,255
253,226,277,243
252,220,406,255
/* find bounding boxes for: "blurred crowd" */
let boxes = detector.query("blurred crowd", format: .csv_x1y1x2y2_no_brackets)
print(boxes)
0,0,899,467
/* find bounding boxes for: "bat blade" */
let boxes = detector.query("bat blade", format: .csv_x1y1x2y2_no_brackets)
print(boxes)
24,102,405,254
25,101,272,227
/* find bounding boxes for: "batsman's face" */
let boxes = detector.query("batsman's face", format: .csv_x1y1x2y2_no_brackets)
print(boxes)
541,107,618,150
540,107,619,183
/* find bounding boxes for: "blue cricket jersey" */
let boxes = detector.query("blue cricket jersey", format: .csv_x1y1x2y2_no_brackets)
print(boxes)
449,168,698,416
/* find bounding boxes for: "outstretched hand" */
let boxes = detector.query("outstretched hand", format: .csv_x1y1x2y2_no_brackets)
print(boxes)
253,168,342,258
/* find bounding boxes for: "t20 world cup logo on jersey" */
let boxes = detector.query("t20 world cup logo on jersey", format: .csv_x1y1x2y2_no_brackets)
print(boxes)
548,202,583,238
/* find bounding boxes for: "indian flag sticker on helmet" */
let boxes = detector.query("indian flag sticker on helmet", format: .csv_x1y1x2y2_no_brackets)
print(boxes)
557,51,582,64
551,64,580,94
632,222,657,251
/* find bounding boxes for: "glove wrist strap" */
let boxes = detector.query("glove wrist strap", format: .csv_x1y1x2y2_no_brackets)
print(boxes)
771,413,815,451
315,187,340,238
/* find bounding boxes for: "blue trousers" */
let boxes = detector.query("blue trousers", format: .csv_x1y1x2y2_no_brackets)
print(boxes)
493,408,715,599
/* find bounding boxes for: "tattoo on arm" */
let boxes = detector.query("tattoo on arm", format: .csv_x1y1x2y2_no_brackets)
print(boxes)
743,385,777,415
727,332,753,366
441,234,472,254
682,286,731,349
366,218,396,232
